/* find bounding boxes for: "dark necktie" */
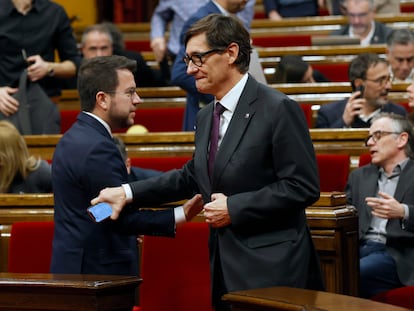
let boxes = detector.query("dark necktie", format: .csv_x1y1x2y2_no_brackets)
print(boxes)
208,102,225,178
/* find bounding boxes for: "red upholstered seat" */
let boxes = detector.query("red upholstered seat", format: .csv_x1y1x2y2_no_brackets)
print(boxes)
312,63,349,82
371,286,414,309
359,153,372,167
300,103,312,128
8,221,54,273
60,110,79,133
133,107,184,132
130,156,191,172
125,40,152,52
135,222,212,311
316,154,350,192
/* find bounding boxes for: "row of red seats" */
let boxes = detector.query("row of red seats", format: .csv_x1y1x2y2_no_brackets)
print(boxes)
132,154,350,192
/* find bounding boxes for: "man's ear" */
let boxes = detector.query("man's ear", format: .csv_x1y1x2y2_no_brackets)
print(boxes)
96,91,110,111
226,42,239,65
398,132,409,149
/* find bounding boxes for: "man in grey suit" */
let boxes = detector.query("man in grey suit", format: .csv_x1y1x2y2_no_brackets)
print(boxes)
346,113,414,298
92,14,323,311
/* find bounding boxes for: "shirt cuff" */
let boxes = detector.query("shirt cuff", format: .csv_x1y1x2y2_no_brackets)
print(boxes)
174,205,186,224
402,203,409,220
122,184,133,203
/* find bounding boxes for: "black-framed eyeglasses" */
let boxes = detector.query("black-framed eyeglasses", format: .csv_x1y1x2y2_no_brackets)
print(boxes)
183,49,224,67
365,74,394,86
103,88,137,100
364,130,401,146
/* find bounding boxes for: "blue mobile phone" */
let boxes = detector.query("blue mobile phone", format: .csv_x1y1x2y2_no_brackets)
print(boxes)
87,202,112,222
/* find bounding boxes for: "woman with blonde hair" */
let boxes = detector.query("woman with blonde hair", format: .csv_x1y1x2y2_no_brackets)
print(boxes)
0,121,51,193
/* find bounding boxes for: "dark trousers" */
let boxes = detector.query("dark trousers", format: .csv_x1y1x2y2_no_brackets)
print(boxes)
359,240,404,298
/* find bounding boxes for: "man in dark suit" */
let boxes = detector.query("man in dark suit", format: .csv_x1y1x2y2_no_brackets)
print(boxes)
330,0,392,45
92,15,323,311
346,113,414,298
316,53,406,128
50,55,202,276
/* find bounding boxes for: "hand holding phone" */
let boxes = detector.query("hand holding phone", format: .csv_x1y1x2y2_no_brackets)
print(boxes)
355,85,364,99
87,202,113,222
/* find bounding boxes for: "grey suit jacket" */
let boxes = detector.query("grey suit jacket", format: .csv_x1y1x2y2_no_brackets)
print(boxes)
346,160,414,285
128,75,323,294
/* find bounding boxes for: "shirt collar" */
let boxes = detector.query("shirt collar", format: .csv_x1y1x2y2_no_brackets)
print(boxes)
358,108,380,123
349,21,375,47
215,74,249,113
379,158,409,179
212,1,229,15
83,111,113,137
4,0,44,15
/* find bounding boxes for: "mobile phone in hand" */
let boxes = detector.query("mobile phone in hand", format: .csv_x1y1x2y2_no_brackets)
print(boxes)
355,85,364,99
87,202,112,222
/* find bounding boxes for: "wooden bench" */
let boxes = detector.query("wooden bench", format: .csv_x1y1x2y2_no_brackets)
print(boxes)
0,192,358,296
72,13,414,47
25,129,371,171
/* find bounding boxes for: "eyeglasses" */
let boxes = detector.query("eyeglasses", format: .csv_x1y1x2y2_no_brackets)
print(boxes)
364,130,401,146
365,75,394,86
183,49,224,67
103,88,137,100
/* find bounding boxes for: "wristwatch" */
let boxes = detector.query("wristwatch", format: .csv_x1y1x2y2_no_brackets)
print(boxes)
47,65,55,77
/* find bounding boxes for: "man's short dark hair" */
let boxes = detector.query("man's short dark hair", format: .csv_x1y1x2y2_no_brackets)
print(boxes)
77,55,136,112
184,14,252,74
348,53,387,83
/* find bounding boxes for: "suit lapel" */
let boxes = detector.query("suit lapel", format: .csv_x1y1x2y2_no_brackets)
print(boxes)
213,76,258,185
394,160,414,201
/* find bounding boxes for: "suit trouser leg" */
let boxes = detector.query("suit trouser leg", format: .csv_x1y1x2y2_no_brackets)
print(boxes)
359,240,404,298
212,250,231,311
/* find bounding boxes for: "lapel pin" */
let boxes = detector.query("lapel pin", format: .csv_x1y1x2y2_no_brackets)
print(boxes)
244,113,250,119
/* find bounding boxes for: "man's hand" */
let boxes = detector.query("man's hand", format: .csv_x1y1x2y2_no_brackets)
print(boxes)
204,193,231,228
150,37,167,63
0,86,19,116
91,186,127,220
342,91,364,126
183,194,204,221
27,55,49,82
366,191,405,219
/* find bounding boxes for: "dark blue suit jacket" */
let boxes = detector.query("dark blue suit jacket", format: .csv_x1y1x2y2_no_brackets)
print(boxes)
316,99,407,128
50,112,175,275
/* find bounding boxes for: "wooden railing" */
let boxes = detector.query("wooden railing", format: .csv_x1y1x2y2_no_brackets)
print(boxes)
0,192,358,296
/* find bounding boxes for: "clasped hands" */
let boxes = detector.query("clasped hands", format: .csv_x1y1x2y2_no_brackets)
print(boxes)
91,189,231,228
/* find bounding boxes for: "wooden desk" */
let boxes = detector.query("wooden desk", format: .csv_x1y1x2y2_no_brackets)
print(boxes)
223,286,412,311
0,273,141,311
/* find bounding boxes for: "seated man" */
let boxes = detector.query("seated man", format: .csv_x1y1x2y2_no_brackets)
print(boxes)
316,53,406,128
345,113,414,298
330,0,392,46
64,23,167,89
